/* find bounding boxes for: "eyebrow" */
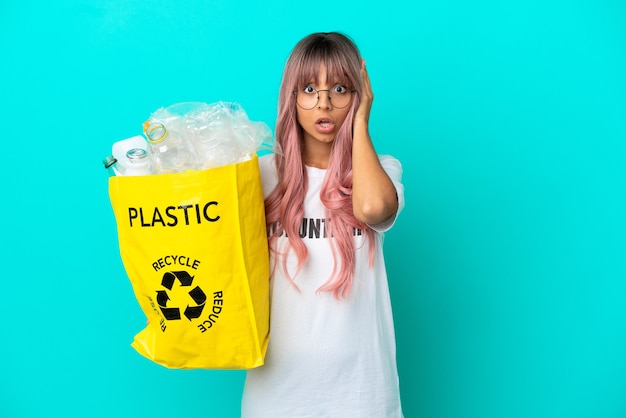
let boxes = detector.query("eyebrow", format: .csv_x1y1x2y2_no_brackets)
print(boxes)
302,80,348,87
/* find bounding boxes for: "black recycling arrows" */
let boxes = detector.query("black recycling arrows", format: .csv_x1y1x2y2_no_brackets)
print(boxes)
161,270,194,290
156,290,181,320
156,271,206,321
184,286,207,320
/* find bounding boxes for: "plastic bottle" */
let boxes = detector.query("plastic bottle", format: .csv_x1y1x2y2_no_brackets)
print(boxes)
112,135,149,175
103,155,119,176
188,102,241,169
144,121,198,173
123,148,152,176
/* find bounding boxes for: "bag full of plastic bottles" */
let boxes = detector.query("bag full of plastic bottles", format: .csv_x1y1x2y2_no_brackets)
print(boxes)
106,101,272,369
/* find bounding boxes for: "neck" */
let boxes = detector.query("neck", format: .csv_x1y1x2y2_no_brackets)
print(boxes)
303,140,332,169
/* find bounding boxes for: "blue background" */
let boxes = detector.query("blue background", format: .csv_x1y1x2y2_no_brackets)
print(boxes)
1,0,625,417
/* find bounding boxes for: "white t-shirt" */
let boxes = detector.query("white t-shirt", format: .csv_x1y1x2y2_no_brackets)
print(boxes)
241,154,405,418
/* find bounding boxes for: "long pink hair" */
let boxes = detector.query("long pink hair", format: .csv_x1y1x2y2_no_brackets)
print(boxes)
265,32,376,299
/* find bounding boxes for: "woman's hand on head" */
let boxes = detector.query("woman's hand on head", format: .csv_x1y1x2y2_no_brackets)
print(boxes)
355,59,373,125
350,58,398,225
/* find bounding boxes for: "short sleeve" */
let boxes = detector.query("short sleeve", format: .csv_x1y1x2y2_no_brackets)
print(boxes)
257,154,278,198
368,155,405,233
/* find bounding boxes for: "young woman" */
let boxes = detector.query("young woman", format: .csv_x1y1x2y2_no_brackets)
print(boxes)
242,32,405,418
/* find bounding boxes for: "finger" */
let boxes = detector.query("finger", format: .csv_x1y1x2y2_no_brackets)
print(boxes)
360,60,373,96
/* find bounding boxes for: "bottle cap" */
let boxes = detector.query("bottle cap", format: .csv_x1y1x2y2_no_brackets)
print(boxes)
103,155,117,169
145,122,168,143
126,148,148,163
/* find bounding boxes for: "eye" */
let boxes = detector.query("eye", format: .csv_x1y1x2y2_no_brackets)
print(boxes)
333,85,349,94
302,85,316,94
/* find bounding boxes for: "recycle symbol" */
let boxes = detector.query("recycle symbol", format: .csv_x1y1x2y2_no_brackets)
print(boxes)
156,271,206,321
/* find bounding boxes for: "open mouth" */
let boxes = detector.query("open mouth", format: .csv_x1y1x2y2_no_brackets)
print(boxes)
316,118,333,126
315,117,336,133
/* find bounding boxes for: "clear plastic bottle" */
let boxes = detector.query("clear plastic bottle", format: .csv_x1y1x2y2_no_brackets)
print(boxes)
103,155,119,176
144,121,197,174
190,104,239,169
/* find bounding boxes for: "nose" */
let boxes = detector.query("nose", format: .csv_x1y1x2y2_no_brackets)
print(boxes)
317,90,332,109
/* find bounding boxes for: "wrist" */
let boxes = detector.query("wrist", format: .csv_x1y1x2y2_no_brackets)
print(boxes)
353,114,370,128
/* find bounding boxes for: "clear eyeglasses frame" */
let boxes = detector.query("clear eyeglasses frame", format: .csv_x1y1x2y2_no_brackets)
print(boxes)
293,85,356,110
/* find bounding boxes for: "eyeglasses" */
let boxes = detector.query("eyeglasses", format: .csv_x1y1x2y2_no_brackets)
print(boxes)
294,85,355,110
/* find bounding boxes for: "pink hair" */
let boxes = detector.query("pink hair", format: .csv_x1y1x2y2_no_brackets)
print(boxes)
265,32,376,299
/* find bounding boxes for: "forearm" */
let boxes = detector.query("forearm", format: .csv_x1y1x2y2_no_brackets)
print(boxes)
351,118,398,225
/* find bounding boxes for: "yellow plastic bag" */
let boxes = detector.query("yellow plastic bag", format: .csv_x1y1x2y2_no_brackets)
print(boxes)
108,155,270,369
